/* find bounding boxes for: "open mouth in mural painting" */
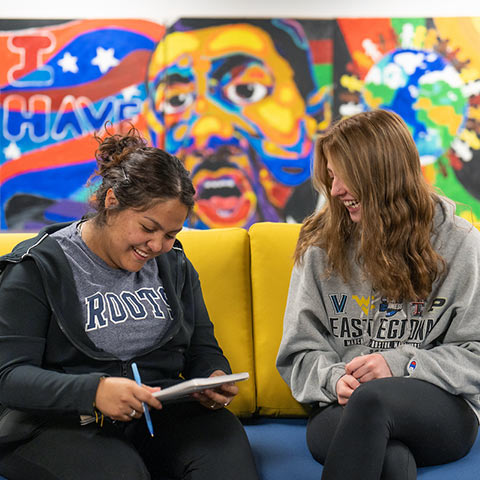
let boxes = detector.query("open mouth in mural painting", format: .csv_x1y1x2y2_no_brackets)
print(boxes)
281,166,304,175
192,159,257,228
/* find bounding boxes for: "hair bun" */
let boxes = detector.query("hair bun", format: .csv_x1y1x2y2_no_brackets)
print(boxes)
94,126,147,172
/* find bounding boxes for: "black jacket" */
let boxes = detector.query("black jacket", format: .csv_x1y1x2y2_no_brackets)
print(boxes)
0,223,230,444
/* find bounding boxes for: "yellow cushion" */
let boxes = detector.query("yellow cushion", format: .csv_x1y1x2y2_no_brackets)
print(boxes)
178,228,256,416
0,232,37,255
249,222,309,416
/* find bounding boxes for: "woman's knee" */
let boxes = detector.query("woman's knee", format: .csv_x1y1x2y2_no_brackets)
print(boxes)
347,379,387,414
342,378,403,434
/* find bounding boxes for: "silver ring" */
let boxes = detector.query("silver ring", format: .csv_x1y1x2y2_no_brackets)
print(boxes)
210,402,216,409
129,409,136,417
223,402,229,407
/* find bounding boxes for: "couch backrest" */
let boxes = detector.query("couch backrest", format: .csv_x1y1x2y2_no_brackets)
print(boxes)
0,233,36,253
249,222,308,416
177,228,256,417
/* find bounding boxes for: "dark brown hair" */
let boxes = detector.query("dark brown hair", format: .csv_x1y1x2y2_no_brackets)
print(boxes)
88,125,195,225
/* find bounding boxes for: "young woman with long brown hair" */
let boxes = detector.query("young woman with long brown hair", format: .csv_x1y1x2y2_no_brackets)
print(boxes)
277,109,480,479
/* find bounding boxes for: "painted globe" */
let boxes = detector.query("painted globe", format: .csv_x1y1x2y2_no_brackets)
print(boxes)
361,48,468,165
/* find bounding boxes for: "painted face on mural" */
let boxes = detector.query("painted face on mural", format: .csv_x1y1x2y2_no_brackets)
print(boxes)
145,21,321,228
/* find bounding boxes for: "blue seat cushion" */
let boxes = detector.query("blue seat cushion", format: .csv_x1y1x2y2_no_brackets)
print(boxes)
243,418,322,480
243,418,480,480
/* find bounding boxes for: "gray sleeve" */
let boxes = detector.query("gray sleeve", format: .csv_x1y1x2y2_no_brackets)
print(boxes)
381,230,480,398
276,250,345,405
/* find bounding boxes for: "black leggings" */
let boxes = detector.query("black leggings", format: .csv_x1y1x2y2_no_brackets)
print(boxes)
307,378,478,480
0,402,259,480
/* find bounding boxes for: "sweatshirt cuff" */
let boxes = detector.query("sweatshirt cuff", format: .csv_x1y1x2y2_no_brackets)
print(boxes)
76,373,108,415
328,364,346,400
379,349,412,377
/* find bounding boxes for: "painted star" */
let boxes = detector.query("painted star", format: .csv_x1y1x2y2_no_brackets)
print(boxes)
3,142,21,160
91,47,120,74
57,52,79,74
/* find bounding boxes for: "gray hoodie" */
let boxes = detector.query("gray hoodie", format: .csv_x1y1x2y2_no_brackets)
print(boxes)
277,197,480,419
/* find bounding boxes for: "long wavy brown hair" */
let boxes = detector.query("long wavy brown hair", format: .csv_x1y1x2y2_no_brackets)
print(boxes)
295,109,444,301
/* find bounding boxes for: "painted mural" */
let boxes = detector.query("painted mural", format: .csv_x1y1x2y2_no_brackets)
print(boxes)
0,18,332,231
0,19,165,230
334,18,480,223
141,19,333,228
1,17,480,230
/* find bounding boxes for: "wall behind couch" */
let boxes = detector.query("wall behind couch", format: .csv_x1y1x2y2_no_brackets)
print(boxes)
1,1,480,231
1,0,480,21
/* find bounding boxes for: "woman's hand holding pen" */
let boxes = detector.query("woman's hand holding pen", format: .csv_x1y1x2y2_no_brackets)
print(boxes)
192,370,239,410
337,354,393,405
94,377,162,422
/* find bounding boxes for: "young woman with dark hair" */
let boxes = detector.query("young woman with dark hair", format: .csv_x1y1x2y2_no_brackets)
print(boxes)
0,126,258,480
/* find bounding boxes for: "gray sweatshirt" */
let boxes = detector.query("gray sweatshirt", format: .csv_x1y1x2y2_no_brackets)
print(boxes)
277,197,480,419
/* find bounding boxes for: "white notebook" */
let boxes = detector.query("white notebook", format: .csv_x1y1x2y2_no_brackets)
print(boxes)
153,372,249,401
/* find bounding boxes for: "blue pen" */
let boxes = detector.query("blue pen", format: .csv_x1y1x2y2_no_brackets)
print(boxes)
131,362,155,437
